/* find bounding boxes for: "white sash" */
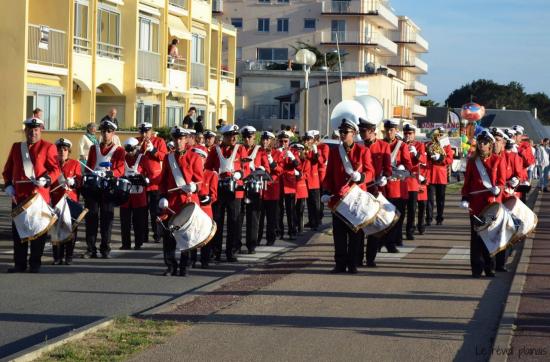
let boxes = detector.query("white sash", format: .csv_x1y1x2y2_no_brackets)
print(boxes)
338,144,355,176
125,154,144,194
94,144,118,170
475,156,494,189
168,153,186,188
20,142,36,180
248,145,261,171
216,144,240,174
390,140,403,166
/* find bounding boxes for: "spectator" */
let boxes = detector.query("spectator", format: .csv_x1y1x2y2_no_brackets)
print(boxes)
79,122,99,163
537,138,550,191
194,115,205,133
101,107,119,128
33,108,43,120
182,107,196,129
216,118,226,131
168,39,181,68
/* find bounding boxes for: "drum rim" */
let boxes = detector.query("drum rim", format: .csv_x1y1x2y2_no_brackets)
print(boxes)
473,202,503,232
179,220,217,253
20,213,58,243
331,184,381,232
11,192,41,217
366,209,401,237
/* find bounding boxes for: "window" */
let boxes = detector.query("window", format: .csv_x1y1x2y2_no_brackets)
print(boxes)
139,16,159,53
257,48,288,62
136,103,160,127
290,80,300,88
331,20,346,42
231,18,243,29
277,0,290,3
258,18,269,32
304,18,316,30
74,1,89,52
258,0,271,3
166,106,183,127
27,93,64,130
97,6,121,58
236,47,242,61
277,18,289,32
191,34,205,64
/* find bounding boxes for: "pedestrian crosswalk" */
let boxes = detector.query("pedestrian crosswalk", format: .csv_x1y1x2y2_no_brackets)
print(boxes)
377,245,416,259
148,245,289,264
442,246,470,261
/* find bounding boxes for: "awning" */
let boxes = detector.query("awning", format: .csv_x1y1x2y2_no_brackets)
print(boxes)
27,72,62,88
169,15,192,40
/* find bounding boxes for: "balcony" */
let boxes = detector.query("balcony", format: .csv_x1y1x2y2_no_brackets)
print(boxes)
138,50,161,82
404,80,428,96
413,103,427,117
97,41,123,60
169,0,188,9
73,36,91,55
320,31,397,56
212,0,223,13
28,24,67,69
321,1,398,29
391,31,429,53
191,63,206,88
167,59,187,92
388,56,428,74
393,106,412,119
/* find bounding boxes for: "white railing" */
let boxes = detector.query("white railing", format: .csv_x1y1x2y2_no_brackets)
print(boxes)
413,57,428,73
321,31,397,53
191,63,206,88
97,41,123,60
406,80,428,95
390,56,428,73
212,0,223,12
168,57,187,71
413,103,427,116
73,36,91,55
391,31,429,51
138,50,161,82
28,24,67,67
169,0,188,9
321,1,398,28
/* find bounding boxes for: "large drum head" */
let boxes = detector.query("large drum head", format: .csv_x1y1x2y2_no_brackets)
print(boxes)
66,198,88,232
474,202,502,232
169,203,195,229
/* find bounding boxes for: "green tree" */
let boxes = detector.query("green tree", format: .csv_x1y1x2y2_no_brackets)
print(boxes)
527,92,550,125
445,79,528,109
291,41,345,71
420,99,440,107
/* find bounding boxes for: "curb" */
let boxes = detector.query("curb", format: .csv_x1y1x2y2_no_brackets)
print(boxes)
490,192,541,362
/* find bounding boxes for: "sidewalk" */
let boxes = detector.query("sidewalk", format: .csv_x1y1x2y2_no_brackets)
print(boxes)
131,193,527,361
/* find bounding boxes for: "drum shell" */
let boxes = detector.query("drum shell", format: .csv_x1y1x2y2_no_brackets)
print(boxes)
364,193,400,237
475,202,517,256
504,197,537,244
331,185,380,233
103,177,132,206
169,202,217,252
12,193,57,242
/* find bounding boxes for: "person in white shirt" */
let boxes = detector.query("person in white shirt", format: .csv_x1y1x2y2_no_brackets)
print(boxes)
79,122,98,162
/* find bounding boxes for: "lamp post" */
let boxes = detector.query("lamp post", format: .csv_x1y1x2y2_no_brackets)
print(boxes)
294,48,317,133
320,53,331,136
334,32,343,95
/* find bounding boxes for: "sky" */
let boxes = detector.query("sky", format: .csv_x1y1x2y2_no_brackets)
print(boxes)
390,0,550,104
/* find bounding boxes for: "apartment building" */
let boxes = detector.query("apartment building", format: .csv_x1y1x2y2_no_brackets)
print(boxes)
212,0,428,132
0,0,236,168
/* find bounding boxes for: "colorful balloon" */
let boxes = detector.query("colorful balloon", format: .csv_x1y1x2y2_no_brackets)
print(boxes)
460,102,486,122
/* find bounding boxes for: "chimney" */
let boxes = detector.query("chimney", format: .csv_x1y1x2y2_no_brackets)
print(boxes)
533,107,538,119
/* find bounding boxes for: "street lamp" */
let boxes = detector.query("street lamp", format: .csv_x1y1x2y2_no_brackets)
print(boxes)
320,53,332,136
294,48,317,133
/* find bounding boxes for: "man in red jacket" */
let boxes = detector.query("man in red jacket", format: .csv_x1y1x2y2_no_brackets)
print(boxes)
315,132,329,223
277,130,302,240
302,130,324,231
403,124,427,240
426,127,454,226
137,122,168,243
85,119,125,259
511,125,535,202
3,117,60,273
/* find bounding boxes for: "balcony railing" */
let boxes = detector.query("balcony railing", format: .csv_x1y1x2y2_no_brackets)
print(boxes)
413,103,427,117
169,0,188,9
28,24,67,68
391,31,429,52
97,41,123,60
168,57,187,71
321,1,398,28
389,56,428,73
405,80,428,95
212,0,223,13
191,63,206,88
210,67,218,78
138,50,161,82
321,31,397,54
393,106,411,119
73,36,91,55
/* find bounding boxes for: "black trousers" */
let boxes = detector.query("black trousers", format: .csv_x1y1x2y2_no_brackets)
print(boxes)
259,200,279,245
12,221,47,271
120,206,148,248
427,184,446,224
496,249,507,269
161,222,189,272
366,235,381,264
85,197,114,255
406,191,418,237
212,190,241,257
295,198,305,233
470,217,495,275
417,200,427,233
387,198,405,247
147,190,160,242
52,232,77,262
279,194,297,237
333,215,362,269
245,195,261,251
307,189,321,228
236,199,245,251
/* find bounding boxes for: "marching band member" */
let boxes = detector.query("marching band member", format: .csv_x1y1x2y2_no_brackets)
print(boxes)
204,130,217,151
383,119,413,252
315,132,330,223
120,138,149,251
302,131,323,231
403,124,427,240
137,122,168,244
84,120,125,259
460,129,506,278
257,131,283,246
417,164,430,236
277,130,302,241
291,142,307,234
205,124,247,262
3,118,60,273
51,138,82,265
322,118,375,273
158,127,203,276
426,127,454,226
358,118,391,267
511,125,535,202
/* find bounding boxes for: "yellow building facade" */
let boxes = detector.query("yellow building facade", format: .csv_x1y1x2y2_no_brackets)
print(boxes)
0,0,236,170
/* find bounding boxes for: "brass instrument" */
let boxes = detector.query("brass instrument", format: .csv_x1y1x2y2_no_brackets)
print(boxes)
427,129,447,162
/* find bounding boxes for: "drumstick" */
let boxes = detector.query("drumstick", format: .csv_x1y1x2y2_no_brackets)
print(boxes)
469,189,492,195
15,180,34,184
50,183,67,193
78,160,96,174
168,182,203,193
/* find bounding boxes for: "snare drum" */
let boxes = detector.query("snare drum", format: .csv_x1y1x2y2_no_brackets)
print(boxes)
168,202,217,252
219,178,236,193
81,174,102,199
474,202,517,256
102,177,132,206
504,197,537,244
330,184,380,233
364,193,400,237
50,195,74,244
12,193,57,242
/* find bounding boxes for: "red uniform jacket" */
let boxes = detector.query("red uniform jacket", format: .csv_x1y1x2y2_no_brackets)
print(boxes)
461,154,506,216
280,148,302,195
137,136,168,191
504,151,527,182
518,141,535,169
426,144,454,185
322,142,375,209
3,140,60,204
385,139,413,199
417,159,430,202
205,144,247,199
301,149,322,190
160,149,203,214
262,148,284,201
241,145,270,177
120,153,148,209
199,169,218,218
51,159,82,205
406,141,427,192
86,143,125,177
317,142,330,185
364,139,392,178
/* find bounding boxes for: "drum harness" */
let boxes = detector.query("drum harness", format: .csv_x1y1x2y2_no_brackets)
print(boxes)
472,157,498,226
124,154,144,194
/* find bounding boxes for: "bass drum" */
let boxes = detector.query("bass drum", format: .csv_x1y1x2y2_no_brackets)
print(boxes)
504,197,537,244
12,193,57,242
169,202,217,252
364,193,400,237
474,202,517,256
331,184,380,233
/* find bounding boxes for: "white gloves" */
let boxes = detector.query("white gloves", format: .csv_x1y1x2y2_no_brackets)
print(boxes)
508,177,520,188
94,170,106,178
158,198,169,209
520,181,531,187
460,200,470,209
66,177,75,187
294,169,300,177
145,177,150,185
258,166,266,172
321,194,331,204
490,186,501,196
419,175,426,183
286,150,295,161
233,171,242,181
34,177,48,187
431,154,441,161
146,142,154,152
377,176,388,187
312,144,318,154
350,171,361,182
5,185,15,198
267,154,274,164
409,145,417,156
181,182,197,193
397,165,405,171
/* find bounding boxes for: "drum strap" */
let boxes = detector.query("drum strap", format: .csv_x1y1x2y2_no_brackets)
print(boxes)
124,154,143,176
390,140,403,166
248,145,261,171
337,144,355,176
475,157,494,189
95,144,118,170
168,153,186,188
20,142,36,180
216,144,240,174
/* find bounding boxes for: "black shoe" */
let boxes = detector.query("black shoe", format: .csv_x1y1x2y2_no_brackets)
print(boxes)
7,267,26,273
248,249,256,255
386,246,400,253
119,246,131,250
406,234,415,241
418,229,425,235
191,261,197,269
485,271,496,277
133,245,142,250
377,246,382,252
436,221,443,226
266,241,275,246
366,261,377,268
179,268,187,276
472,273,482,278
214,254,221,262
65,258,73,265
201,263,209,269
304,222,311,228
496,266,508,272
153,238,161,244
101,253,111,259
425,222,432,227
82,251,97,259
52,259,62,265
226,256,238,263
162,267,173,276
330,266,346,274
288,235,296,240
347,265,358,274
29,267,40,273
